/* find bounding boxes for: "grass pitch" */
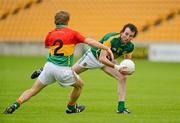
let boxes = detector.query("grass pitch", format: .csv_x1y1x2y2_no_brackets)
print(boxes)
0,55,180,123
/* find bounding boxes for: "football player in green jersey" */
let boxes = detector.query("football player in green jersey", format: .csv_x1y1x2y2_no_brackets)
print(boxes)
72,23,138,114
30,23,138,114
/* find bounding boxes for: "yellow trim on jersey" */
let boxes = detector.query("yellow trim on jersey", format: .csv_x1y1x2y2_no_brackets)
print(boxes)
68,56,70,65
49,44,75,56
103,34,120,48
103,40,111,48
124,52,133,59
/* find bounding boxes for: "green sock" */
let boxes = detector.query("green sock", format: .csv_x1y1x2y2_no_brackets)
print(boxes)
13,102,20,109
118,101,125,111
67,105,76,111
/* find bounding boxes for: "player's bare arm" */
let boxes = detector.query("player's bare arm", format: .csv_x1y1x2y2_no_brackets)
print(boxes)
84,38,114,60
98,49,115,68
98,49,130,75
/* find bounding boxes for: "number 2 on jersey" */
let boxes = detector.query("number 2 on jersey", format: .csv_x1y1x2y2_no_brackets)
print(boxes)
53,39,64,56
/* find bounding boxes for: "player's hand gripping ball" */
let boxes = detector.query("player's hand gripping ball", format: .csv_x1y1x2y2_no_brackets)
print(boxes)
119,59,135,75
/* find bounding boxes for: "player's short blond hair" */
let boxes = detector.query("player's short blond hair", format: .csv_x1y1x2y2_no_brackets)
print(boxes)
54,10,70,25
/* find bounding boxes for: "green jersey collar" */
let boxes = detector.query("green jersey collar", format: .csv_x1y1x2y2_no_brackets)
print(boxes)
56,24,66,28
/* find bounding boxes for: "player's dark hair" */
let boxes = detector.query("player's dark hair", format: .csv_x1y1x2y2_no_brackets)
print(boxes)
54,11,70,25
120,23,138,37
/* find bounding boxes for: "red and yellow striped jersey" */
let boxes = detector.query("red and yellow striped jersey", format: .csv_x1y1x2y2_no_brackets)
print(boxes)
45,25,85,66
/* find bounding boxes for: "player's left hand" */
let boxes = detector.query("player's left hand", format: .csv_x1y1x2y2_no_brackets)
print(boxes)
119,67,130,75
106,48,114,61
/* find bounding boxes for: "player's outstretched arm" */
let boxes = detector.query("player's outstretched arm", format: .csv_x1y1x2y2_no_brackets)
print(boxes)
84,38,114,60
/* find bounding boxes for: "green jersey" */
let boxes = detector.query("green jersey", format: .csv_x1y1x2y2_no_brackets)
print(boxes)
91,32,134,59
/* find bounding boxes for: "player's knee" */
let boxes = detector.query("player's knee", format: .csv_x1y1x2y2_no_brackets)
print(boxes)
78,80,84,88
117,74,127,81
74,80,84,89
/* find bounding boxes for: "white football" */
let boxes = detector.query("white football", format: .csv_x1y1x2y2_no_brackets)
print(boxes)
119,59,135,74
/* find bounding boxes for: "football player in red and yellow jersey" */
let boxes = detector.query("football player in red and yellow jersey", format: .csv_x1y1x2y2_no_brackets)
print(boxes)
3,10,113,114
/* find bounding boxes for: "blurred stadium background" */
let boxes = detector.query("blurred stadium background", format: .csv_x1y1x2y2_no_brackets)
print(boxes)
1,1,180,123
0,0,180,61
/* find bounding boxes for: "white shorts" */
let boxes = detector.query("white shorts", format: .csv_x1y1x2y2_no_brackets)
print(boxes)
75,49,104,69
38,62,81,87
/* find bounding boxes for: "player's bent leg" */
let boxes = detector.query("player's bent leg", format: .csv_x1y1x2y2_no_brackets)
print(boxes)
18,79,46,102
3,79,46,114
66,80,85,114
70,80,84,103
102,66,129,114
102,66,126,81
72,63,88,74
